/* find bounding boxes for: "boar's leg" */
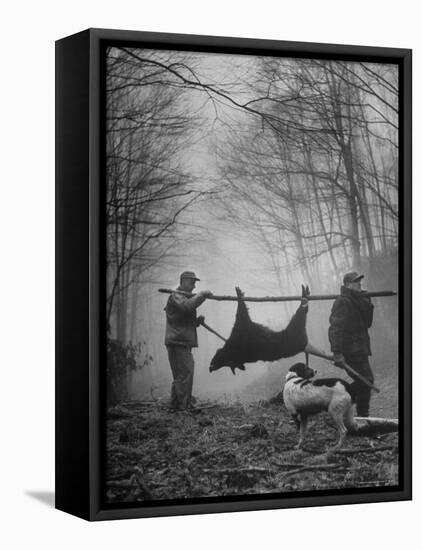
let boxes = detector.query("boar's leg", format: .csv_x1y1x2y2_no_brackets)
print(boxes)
233,286,252,324
208,287,249,374
304,342,334,361
279,302,309,356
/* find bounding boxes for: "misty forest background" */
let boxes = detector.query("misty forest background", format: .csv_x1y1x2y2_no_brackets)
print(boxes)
105,47,399,416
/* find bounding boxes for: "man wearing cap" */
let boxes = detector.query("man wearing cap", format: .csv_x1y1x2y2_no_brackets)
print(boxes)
165,271,213,411
328,272,375,417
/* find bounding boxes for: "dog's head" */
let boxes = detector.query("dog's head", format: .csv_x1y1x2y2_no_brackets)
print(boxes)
287,362,316,380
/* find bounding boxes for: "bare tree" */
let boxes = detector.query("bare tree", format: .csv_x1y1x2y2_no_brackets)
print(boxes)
106,47,207,340
214,57,398,289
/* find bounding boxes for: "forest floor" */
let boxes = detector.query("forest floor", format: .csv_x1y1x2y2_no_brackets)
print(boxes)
105,397,399,504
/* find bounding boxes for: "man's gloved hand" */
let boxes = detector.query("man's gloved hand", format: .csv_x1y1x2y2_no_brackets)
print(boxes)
333,353,346,368
196,315,205,326
199,290,213,299
301,284,310,308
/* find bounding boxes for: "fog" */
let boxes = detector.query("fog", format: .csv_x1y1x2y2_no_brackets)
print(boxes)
106,48,399,415
128,216,398,414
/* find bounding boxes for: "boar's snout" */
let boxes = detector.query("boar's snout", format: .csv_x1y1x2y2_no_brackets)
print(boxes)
209,363,221,373
209,349,225,373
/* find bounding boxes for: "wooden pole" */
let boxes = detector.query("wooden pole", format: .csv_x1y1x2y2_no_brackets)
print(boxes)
198,319,227,342
158,288,397,302
340,362,380,393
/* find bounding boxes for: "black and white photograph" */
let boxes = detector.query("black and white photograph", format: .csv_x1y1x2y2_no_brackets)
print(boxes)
3,0,421,544
104,43,403,506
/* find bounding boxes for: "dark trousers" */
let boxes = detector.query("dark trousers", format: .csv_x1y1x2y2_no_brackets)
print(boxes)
344,354,374,417
166,345,194,410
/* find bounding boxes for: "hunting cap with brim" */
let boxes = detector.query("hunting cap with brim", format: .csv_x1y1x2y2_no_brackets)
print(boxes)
343,271,364,284
180,270,200,281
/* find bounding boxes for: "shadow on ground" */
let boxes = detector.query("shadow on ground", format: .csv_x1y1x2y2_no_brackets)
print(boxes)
26,491,55,508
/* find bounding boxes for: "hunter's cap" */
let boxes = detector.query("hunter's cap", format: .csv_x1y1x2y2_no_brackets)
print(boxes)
180,270,200,281
343,271,364,284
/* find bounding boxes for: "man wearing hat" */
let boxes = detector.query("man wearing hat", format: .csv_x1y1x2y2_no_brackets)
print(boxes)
165,271,212,411
328,272,375,416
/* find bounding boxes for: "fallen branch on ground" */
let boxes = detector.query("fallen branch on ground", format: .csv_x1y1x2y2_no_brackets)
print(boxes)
377,432,398,441
332,445,397,456
187,405,219,411
203,467,271,474
272,462,307,469
353,480,395,487
282,464,347,477
354,417,398,432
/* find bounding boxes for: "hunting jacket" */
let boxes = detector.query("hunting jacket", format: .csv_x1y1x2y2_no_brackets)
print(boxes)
164,289,207,347
328,285,374,356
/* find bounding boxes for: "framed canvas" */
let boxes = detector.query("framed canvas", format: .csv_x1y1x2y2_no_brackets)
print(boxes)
55,28,412,521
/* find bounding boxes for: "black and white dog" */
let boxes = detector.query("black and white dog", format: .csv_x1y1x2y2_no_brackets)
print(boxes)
283,362,357,450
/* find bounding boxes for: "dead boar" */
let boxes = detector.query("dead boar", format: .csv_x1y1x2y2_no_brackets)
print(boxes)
209,286,310,375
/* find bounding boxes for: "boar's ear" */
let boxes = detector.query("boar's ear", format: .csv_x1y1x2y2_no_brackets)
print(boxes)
230,364,246,375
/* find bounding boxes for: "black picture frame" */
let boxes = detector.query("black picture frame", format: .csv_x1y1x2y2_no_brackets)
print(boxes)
55,28,412,521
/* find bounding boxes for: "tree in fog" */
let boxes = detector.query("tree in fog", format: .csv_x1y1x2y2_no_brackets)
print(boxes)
104,49,400,403
215,58,398,291
106,47,207,342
